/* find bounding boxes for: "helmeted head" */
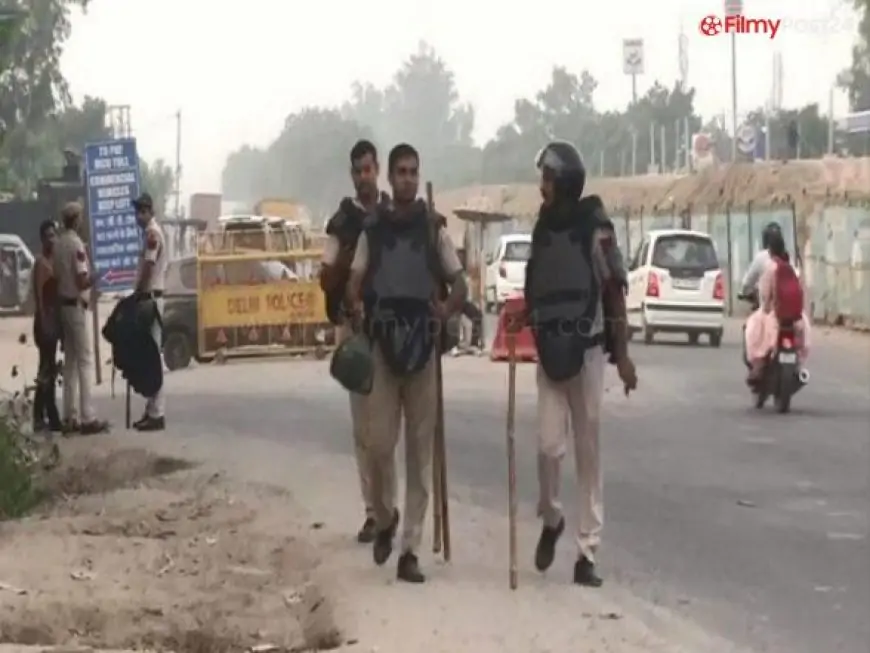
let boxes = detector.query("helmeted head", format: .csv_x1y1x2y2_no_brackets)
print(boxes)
536,141,586,206
761,221,782,250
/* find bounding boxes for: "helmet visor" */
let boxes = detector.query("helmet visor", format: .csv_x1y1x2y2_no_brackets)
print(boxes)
535,146,569,174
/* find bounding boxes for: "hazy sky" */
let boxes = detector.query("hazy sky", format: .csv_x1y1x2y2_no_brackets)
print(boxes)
61,0,858,205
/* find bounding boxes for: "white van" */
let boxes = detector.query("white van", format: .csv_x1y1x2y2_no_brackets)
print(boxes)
484,233,532,313
626,229,725,346
0,234,35,314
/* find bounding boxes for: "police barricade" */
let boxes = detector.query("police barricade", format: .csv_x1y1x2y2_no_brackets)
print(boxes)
194,229,335,362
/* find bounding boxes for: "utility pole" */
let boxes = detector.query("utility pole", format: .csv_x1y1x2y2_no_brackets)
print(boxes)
725,0,743,162
173,109,182,218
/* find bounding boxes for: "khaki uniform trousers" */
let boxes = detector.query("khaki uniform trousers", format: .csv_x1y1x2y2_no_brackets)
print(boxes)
145,298,165,418
365,341,438,554
59,304,95,423
337,325,379,516
536,345,606,562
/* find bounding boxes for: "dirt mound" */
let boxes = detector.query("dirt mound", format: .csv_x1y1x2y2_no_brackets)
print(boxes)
437,158,870,234
0,445,341,653
41,448,194,499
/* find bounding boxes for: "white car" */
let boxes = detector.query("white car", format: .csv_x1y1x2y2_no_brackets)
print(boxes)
484,233,531,313
626,229,725,346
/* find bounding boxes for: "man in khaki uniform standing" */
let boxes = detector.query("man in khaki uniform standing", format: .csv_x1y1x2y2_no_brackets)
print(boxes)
346,143,467,583
52,202,109,434
132,193,168,431
507,141,637,587
320,139,395,543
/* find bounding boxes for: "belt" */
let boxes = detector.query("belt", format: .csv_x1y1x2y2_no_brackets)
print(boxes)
60,297,88,309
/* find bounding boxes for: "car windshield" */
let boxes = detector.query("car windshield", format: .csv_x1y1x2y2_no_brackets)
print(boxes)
652,235,718,271
503,241,531,261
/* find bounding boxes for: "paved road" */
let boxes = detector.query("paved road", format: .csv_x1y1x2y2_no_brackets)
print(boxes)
93,321,869,653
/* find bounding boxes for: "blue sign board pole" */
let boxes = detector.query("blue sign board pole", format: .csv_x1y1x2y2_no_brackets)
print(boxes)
83,138,142,293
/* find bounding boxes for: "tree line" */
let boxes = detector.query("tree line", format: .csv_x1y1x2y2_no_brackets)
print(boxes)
0,0,174,212
222,37,866,219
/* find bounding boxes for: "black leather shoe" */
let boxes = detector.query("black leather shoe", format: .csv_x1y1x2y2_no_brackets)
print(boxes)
534,518,565,572
397,552,425,583
135,416,165,432
573,556,603,587
373,527,393,566
357,517,377,543
132,413,149,429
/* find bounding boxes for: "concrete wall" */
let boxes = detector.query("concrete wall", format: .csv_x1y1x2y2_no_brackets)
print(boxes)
610,202,870,330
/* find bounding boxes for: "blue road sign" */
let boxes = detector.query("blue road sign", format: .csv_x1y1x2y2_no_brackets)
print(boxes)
84,138,141,293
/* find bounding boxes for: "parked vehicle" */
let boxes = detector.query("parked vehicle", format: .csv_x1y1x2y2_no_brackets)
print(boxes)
484,233,532,313
161,255,299,370
626,229,725,346
0,234,35,315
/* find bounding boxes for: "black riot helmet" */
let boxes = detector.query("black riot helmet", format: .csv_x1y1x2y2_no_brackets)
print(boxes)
761,222,782,249
536,140,586,200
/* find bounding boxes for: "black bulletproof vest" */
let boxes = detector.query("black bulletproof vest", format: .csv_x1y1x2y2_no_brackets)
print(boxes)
364,209,437,376
528,217,601,382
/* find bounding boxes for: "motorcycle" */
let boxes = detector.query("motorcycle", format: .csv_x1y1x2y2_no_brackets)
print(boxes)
739,292,808,413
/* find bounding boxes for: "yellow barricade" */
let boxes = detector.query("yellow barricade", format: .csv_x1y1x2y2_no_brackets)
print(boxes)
195,230,335,361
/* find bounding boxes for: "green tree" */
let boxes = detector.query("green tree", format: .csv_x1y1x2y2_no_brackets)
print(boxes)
343,41,480,190
0,0,91,195
842,0,870,111
221,109,372,217
139,158,175,217
221,144,267,202
481,68,701,181
743,105,830,159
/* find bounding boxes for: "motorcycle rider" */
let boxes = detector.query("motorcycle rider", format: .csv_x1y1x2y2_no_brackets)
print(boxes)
743,229,809,382
742,222,786,300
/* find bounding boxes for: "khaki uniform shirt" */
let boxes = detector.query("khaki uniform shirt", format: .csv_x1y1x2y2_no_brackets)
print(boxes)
138,218,167,292
52,228,90,302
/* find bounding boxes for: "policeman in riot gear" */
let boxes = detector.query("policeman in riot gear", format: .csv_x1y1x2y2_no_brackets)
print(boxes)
506,140,637,587
345,143,467,584
320,139,394,544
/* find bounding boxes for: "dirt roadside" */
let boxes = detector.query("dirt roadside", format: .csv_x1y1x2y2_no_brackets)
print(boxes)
0,438,341,652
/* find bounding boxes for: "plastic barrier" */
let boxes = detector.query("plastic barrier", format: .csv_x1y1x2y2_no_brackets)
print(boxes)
490,293,538,362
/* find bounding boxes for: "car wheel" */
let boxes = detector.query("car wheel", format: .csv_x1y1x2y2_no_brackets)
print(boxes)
163,330,193,371
709,330,723,348
642,319,654,345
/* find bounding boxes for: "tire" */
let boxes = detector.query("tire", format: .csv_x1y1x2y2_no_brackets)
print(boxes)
163,330,193,371
688,331,700,345
775,364,794,413
642,319,654,345
709,330,723,348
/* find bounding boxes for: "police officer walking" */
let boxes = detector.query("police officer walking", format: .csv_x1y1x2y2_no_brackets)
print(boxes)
346,143,467,583
320,139,394,543
52,202,109,435
506,141,637,587
131,193,168,431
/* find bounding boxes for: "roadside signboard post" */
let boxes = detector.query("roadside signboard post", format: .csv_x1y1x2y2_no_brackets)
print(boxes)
83,138,141,293
83,137,142,383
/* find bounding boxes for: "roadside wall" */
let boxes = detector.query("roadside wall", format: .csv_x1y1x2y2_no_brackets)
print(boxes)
605,201,870,330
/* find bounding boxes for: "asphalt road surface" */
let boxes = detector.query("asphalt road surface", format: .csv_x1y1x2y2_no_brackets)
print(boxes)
93,320,869,653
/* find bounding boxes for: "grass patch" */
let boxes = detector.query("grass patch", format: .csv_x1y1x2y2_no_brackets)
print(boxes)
0,418,43,520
